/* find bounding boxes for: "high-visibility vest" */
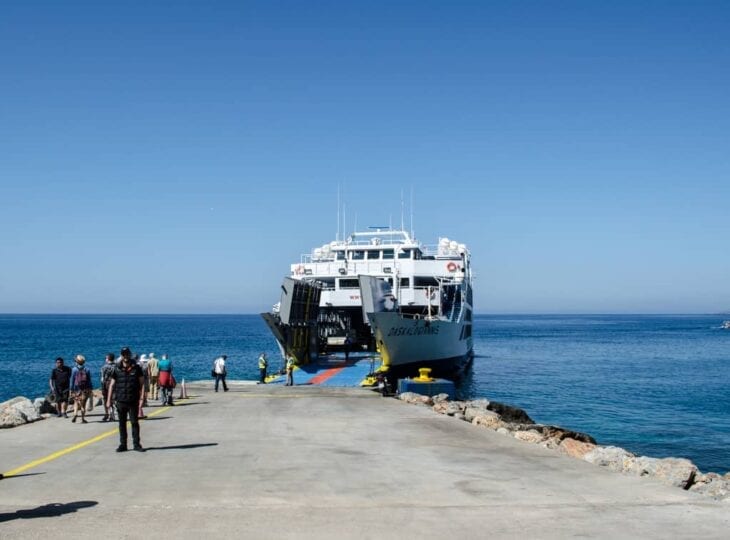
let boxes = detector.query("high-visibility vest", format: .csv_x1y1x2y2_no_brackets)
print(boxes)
258,356,267,369
286,358,294,371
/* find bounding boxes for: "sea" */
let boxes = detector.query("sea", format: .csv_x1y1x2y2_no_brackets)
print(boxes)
1,314,728,474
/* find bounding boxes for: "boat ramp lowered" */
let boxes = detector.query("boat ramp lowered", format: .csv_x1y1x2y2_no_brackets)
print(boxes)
1,382,728,538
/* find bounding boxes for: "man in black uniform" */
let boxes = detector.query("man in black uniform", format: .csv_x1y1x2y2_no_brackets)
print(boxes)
49,357,72,418
106,347,145,452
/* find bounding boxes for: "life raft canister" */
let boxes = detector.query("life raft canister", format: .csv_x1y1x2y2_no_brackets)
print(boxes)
446,262,458,272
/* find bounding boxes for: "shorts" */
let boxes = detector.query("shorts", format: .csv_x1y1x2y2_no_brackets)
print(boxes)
73,389,91,404
54,388,70,403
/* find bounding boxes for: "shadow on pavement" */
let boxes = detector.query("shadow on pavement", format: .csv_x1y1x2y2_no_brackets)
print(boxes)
145,443,218,451
166,401,209,407
0,500,98,523
0,472,46,480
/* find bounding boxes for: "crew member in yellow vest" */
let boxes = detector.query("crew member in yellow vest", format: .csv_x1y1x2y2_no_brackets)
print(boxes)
258,353,268,384
285,357,294,386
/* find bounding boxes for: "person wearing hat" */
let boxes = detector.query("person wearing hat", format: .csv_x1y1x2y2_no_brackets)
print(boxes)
69,354,93,424
107,347,145,452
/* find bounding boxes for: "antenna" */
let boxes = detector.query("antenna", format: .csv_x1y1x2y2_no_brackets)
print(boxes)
343,203,347,240
336,184,340,242
400,189,405,232
410,185,414,239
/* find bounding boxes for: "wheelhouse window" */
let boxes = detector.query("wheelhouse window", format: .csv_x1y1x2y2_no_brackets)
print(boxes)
351,250,365,260
366,250,380,260
382,249,394,260
399,277,410,288
398,248,412,259
336,251,345,260
338,278,360,289
318,278,335,289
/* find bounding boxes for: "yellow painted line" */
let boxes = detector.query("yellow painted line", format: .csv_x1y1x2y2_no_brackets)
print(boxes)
2,405,172,478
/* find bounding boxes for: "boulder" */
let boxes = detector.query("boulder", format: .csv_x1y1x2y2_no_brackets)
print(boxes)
33,397,56,415
0,396,42,428
626,457,698,489
559,438,597,459
689,473,730,501
398,392,433,406
445,401,464,416
432,393,450,404
464,398,490,410
471,411,503,429
486,401,534,424
583,446,636,473
0,406,26,428
513,430,546,444
464,406,493,423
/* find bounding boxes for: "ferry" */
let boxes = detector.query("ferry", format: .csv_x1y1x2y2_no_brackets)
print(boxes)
261,228,474,379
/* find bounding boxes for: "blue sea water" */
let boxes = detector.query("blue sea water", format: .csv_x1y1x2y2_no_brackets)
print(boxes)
1,314,728,474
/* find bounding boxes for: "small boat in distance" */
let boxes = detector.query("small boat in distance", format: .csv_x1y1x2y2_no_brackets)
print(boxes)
261,227,474,379
722,321,730,330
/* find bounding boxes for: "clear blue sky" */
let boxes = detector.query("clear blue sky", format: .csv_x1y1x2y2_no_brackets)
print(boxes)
1,1,728,314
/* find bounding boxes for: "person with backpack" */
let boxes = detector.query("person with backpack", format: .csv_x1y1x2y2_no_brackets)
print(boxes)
100,353,117,422
157,353,174,405
69,354,93,424
107,346,145,452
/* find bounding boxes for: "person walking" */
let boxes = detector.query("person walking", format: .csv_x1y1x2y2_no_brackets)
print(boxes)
258,353,268,384
157,353,174,405
69,355,93,424
285,357,295,386
344,335,352,362
213,355,228,392
100,353,116,422
147,352,160,401
107,347,145,452
49,357,72,418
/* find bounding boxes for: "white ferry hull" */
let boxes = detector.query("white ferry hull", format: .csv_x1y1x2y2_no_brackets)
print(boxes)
367,311,473,376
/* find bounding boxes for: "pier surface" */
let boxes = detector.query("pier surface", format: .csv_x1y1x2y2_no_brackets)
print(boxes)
1,383,727,539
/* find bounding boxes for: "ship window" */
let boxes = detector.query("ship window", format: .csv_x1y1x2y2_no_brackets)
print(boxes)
336,251,345,260
366,250,380,260
382,249,394,259
413,249,423,260
351,250,365,260
414,277,439,288
399,277,410,288
398,249,412,259
318,278,335,288
338,278,360,289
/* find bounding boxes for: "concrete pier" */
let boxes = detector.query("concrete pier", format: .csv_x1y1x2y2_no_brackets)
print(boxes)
1,383,727,538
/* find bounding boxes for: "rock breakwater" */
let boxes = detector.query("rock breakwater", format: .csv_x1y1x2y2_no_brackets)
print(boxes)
398,391,730,502
1,392,102,429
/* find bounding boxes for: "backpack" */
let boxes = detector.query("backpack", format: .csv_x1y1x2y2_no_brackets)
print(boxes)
75,368,90,390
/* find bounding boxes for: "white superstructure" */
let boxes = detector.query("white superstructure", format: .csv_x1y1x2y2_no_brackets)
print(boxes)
263,227,474,377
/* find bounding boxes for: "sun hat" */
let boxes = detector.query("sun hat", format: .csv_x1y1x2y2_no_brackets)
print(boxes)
75,354,86,364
